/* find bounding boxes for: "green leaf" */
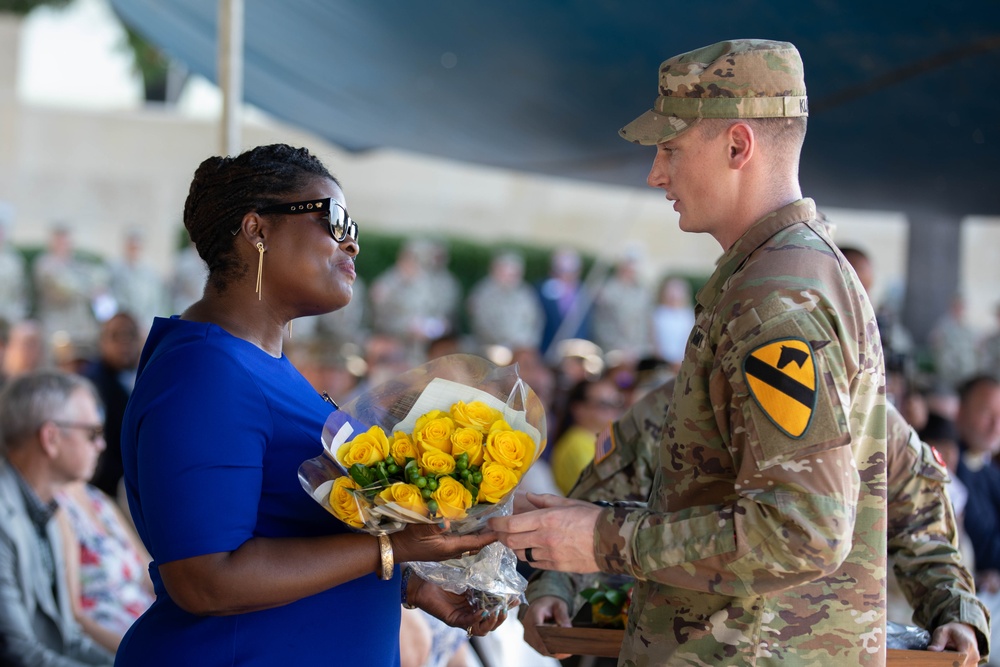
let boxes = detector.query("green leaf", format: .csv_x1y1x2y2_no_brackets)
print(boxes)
599,601,621,617
349,464,375,488
604,589,624,607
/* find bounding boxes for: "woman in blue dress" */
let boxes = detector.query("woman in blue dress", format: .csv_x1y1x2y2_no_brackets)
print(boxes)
116,144,501,666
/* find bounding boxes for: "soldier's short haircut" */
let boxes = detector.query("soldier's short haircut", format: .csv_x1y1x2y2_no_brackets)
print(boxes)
0,370,98,453
697,117,807,156
182,144,339,292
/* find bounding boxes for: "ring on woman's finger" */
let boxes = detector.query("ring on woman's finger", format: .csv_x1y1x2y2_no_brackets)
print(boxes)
525,547,536,563
466,626,474,639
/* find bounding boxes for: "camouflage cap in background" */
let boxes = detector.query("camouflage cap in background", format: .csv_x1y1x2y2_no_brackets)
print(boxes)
619,39,808,146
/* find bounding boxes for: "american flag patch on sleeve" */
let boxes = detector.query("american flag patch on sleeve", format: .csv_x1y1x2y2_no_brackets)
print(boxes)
594,423,616,465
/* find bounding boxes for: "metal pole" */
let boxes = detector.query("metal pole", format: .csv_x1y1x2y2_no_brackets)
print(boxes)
218,0,244,156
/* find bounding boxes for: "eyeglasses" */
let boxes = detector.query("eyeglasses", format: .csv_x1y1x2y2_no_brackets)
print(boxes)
52,421,104,442
256,198,359,243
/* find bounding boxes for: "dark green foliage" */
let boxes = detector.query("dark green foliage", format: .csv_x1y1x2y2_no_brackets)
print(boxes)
0,0,71,16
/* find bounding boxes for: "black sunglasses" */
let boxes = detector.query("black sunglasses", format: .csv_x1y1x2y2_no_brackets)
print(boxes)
244,198,359,243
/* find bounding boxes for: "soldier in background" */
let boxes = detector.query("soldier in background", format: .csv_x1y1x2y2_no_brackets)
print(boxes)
929,295,980,391
32,224,103,352
590,248,651,363
520,379,987,665
108,228,169,337
492,40,887,664
370,239,448,363
467,250,544,351
0,202,28,326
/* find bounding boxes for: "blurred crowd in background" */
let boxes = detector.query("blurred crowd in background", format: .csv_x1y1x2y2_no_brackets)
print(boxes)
3,198,1000,667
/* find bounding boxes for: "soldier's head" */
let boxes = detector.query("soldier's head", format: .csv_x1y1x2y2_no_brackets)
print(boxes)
957,375,1000,456
623,40,808,245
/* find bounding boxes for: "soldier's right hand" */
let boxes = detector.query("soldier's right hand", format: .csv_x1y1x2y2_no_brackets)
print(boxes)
521,595,573,659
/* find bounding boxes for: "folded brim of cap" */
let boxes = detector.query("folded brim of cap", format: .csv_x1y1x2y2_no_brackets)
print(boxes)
618,109,695,146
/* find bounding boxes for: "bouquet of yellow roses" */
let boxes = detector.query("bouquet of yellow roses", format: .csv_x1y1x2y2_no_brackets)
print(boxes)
298,353,546,611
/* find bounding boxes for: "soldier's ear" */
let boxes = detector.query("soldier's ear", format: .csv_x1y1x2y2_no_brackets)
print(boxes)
727,122,754,169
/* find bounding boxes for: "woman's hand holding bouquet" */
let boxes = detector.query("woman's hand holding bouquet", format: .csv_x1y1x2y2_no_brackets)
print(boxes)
300,354,546,619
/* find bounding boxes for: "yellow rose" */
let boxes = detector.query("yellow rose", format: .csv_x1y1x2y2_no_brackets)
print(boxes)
451,427,485,466
432,476,473,520
485,421,535,472
450,401,503,433
478,461,520,503
420,448,456,476
328,476,371,529
336,425,390,467
390,431,419,462
414,413,455,454
414,409,450,433
377,482,429,517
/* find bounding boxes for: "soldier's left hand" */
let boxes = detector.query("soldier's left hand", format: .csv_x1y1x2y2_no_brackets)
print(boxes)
927,622,980,666
489,493,601,573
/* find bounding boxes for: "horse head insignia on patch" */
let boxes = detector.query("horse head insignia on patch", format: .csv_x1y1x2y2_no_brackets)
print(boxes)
743,338,817,438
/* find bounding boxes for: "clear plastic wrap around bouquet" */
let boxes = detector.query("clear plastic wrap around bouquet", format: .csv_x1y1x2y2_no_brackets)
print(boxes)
298,353,547,612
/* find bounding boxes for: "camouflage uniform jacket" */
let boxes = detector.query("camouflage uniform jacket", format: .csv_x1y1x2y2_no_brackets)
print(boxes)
885,404,990,658
591,199,887,666
528,387,990,661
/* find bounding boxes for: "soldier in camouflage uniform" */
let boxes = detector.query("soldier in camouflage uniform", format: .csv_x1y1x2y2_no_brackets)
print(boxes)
492,40,888,665
521,379,988,665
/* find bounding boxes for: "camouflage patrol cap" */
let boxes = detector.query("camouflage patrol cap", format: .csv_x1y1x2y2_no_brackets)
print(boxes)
619,39,808,146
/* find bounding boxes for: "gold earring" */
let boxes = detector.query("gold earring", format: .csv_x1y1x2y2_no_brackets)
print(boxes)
255,242,264,300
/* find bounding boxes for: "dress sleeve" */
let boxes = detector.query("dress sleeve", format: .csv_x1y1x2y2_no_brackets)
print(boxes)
132,344,271,564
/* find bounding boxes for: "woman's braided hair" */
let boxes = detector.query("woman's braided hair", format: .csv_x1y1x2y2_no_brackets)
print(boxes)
183,144,338,291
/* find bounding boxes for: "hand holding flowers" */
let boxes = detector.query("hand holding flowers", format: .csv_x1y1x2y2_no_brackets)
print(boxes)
331,400,534,528
299,354,547,617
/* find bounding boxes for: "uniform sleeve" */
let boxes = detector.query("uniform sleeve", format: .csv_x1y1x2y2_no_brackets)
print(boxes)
886,421,990,658
594,301,883,598
131,344,270,564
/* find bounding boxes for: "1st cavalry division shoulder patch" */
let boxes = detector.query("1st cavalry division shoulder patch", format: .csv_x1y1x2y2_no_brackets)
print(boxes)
742,337,817,438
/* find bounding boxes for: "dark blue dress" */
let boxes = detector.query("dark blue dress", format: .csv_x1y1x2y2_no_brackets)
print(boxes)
115,317,401,666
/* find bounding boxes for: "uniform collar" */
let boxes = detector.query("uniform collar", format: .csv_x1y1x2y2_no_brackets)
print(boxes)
695,198,819,312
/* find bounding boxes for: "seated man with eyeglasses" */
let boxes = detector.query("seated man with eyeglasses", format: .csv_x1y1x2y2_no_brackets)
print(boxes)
0,370,115,666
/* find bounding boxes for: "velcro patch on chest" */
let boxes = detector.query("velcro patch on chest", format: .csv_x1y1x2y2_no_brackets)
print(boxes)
742,337,817,438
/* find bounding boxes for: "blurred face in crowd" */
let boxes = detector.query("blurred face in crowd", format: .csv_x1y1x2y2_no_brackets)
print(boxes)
571,379,625,434
958,381,1000,456
50,387,106,485
100,313,141,371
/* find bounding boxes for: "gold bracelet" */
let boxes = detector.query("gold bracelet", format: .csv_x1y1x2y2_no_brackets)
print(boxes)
377,533,394,580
